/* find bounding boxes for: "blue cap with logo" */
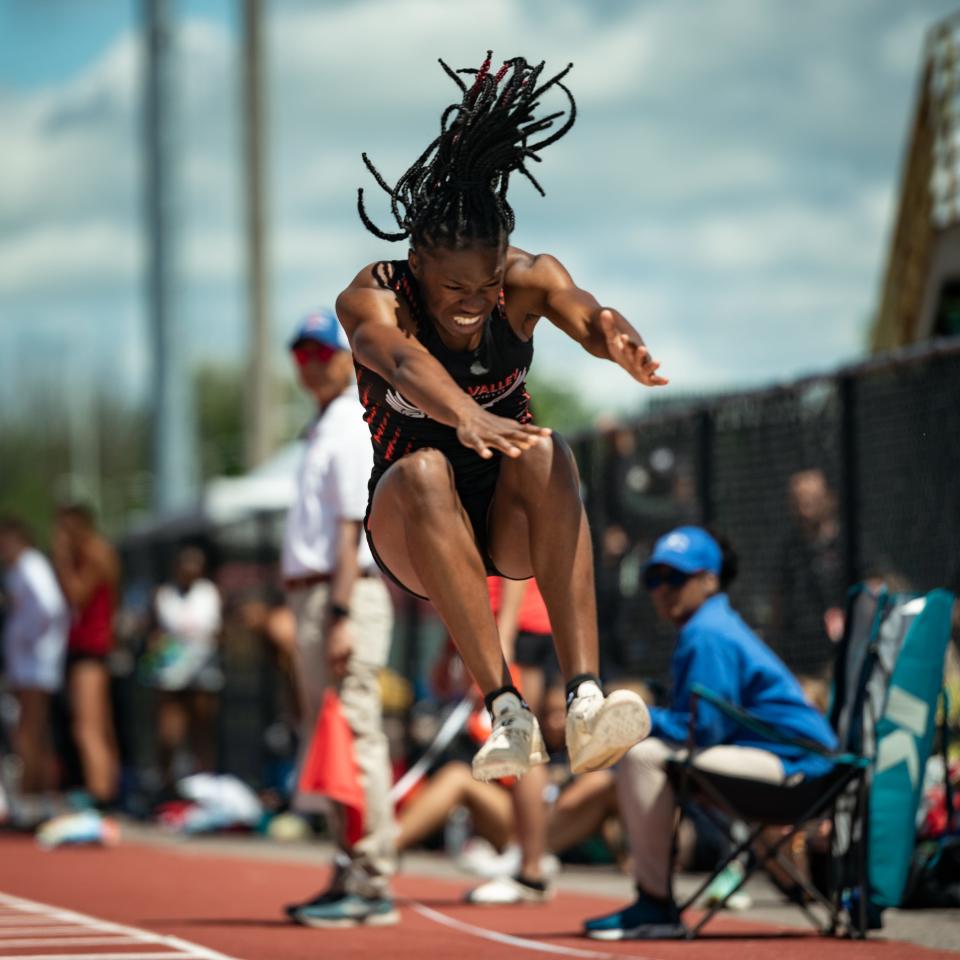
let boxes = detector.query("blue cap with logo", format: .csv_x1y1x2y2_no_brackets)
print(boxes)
289,308,350,352
646,526,722,575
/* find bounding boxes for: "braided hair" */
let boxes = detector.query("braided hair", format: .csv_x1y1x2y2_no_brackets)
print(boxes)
358,52,576,250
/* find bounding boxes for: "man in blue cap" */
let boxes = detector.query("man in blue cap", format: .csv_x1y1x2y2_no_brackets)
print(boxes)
281,309,398,927
583,526,837,941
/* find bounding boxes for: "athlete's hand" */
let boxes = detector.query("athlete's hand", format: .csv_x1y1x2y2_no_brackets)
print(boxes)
456,409,551,460
599,309,668,387
325,618,354,680
51,526,71,564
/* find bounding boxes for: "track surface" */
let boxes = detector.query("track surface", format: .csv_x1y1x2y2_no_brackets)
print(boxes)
0,834,955,960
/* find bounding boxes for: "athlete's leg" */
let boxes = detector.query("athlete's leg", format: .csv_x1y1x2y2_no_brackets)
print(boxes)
511,762,548,879
157,691,188,786
547,769,617,854
512,670,547,880
367,449,511,695
488,435,650,774
395,761,513,852
13,689,55,794
68,660,119,804
487,434,598,679
188,690,218,774
517,664,546,719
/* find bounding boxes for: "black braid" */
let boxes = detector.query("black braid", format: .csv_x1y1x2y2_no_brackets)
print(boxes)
357,52,576,249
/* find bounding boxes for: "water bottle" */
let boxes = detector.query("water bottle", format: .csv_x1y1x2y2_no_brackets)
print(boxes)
444,804,472,858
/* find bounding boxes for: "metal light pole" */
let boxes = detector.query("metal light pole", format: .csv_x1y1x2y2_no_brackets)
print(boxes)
144,0,194,514
242,0,274,468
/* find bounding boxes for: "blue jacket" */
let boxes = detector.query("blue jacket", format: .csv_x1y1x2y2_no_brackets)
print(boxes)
648,593,837,779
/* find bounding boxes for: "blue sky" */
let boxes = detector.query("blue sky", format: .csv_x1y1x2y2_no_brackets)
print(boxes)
1,0,958,420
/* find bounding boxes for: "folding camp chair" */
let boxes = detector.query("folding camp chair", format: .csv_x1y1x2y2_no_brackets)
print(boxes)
663,583,955,939
664,685,871,938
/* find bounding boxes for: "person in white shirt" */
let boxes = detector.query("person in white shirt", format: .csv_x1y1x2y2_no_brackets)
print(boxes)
0,516,68,818
281,309,397,928
142,546,223,787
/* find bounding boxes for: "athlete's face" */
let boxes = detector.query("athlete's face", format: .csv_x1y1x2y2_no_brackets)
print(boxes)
409,243,507,348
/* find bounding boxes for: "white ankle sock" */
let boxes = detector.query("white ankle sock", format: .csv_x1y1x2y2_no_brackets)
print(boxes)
574,680,602,700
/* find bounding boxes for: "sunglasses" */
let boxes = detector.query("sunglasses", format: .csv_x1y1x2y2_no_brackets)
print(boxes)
643,565,692,591
292,342,336,366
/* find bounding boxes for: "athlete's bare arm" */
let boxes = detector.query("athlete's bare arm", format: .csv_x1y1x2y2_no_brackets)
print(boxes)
51,535,117,608
505,249,668,388
336,264,549,459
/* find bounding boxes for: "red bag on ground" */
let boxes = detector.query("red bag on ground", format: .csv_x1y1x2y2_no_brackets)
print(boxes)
298,689,365,844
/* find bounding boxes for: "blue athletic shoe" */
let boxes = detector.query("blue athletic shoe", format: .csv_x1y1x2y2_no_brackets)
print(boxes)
284,887,343,920
583,894,686,940
289,892,399,928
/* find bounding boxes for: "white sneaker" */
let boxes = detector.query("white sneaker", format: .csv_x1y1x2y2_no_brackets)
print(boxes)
471,692,547,782
465,874,554,905
455,837,505,878
566,684,651,775
456,841,560,882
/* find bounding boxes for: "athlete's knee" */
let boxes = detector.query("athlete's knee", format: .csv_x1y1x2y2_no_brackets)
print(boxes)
502,433,575,487
618,737,670,778
435,760,472,786
388,449,456,510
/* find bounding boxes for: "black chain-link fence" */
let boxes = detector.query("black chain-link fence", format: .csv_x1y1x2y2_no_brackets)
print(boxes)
571,338,960,687
109,339,960,798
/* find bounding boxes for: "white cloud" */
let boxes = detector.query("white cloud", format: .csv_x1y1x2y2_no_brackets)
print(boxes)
0,221,142,292
624,190,891,274
0,31,139,229
3,0,957,422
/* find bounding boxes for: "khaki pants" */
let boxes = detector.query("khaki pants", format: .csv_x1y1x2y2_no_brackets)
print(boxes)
288,577,396,897
617,737,785,900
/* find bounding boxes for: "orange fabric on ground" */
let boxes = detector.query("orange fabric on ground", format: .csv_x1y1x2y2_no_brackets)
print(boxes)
298,689,365,843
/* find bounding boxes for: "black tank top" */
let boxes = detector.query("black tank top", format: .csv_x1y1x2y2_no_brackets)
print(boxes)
356,260,535,488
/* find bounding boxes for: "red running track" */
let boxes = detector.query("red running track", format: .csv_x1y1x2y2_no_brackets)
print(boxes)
0,833,954,960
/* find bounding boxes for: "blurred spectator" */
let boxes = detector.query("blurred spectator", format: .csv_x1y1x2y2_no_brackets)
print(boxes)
280,310,397,928
395,676,623,877
771,469,846,681
0,516,68,824
235,591,302,797
583,526,837,941
600,424,696,548
51,503,120,808
594,420,698,678
141,546,223,788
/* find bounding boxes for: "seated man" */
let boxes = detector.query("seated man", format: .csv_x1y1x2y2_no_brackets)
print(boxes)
584,526,837,941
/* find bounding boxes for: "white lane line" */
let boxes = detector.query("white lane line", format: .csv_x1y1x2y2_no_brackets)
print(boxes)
0,919,75,926
408,901,658,960
0,954,212,960
0,892,242,960
0,929,133,938
0,937,143,947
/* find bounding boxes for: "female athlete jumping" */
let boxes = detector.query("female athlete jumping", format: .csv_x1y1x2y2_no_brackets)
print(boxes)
337,53,667,782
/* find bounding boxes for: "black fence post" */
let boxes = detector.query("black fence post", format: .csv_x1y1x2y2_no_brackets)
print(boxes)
697,408,714,527
839,374,860,588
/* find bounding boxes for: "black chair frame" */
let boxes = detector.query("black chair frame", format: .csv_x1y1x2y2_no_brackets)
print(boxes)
666,682,871,939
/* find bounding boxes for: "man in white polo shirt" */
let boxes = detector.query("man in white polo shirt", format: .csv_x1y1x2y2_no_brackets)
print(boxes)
281,309,397,928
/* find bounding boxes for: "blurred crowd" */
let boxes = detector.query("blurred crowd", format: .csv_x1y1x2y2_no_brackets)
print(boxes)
1,419,958,924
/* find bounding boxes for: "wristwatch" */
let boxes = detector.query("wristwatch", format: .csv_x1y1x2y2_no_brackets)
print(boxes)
328,602,350,623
